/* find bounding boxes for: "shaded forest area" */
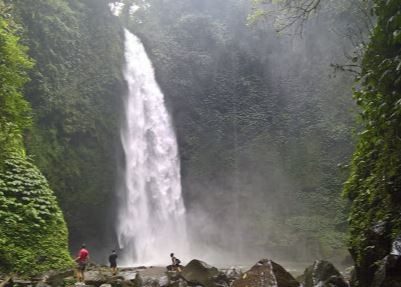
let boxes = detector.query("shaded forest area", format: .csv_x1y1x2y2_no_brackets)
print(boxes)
122,0,356,263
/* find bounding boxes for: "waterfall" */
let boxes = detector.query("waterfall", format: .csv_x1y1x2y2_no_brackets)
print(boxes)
117,29,188,266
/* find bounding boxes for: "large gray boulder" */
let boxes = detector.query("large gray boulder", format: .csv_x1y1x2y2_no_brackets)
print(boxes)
371,255,401,287
303,260,348,287
231,259,299,287
40,269,74,286
74,283,95,287
107,272,142,287
180,259,220,287
224,268,241,284
84,271,108,287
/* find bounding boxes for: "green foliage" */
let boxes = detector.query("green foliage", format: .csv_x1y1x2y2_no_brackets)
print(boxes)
0,155,73,275
0,1,72,275
0,0,33,160
124,0,355,262
343,0,401,284
12,0,125,249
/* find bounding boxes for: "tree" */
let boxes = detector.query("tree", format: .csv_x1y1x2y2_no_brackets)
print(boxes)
0,0,33,160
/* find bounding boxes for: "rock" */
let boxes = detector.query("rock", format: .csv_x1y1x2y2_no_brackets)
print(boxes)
166,271,180,282
180,259,220,287
158,276,169,287
351,221,392,286
222,269,240,287
167,279,188,287
350,235,401,287
122,281,137,287
225,268,241,282
100,285,112,287
348,267,357,287
0,277,13,287
130,273,142,287
42,269,74,287
135,267,147,270
12,279,34,286
390,235,401,256
104,274,124,287
74,283,95,287
106,273,141,287
231,259,299,287
142,278,160,287
84,270,107,286
61,276,77,287
302,260,348,287
371,253,401,287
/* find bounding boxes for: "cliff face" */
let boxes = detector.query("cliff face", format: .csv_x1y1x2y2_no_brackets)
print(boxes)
0,1,72,274
12,0,126,254
344,1,401,286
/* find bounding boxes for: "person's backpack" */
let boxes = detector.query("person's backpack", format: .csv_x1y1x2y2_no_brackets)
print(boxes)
175,258,181,265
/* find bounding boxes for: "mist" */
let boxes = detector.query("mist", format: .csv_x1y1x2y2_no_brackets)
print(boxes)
115,0,359,266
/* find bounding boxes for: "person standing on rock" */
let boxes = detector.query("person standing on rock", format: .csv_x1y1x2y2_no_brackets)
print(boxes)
75,243,90,282
109,250,118,275
170,253,182,272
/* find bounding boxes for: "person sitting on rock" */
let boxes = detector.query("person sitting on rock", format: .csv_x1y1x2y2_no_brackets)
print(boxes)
109,250,118,275
170,253,182,272
75,243,90,282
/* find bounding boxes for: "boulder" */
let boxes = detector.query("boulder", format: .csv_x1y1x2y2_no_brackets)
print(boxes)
348,267,357,287
142,277,160,287
180,259,220,287
84,271,107,287
225,268,241,282
371,242,401,287
0,277,13,287
41,269,74,287
130,272,143,287
166,271,181,283
61,276,77,287
105,279,134,287
168,279,188,287
158,276,169,287
74,283,95,287
231,259,299,287
302,260,348,287
104,275,128,287
105,273,142,287
391,235,401,256
11,279,33,286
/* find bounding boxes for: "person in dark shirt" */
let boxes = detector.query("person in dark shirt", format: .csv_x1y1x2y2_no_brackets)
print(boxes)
170,253,182,272
109,250,118,275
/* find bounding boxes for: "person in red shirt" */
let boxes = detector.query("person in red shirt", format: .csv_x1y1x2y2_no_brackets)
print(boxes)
75,243,90,282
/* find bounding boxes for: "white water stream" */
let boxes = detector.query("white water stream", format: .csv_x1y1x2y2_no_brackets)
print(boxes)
117,28,188,266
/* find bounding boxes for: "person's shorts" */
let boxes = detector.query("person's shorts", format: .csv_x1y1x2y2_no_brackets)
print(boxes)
110,262,117,268
78,261,87,271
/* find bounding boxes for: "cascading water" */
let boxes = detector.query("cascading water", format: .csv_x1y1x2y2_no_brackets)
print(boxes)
117,28,189,266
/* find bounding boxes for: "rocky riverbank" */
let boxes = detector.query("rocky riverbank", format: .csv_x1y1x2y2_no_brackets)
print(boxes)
3,253,401,287
0,258,356,287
